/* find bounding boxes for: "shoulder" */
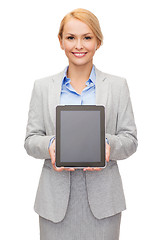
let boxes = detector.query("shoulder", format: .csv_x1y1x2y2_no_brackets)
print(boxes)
32,70,65,93
95,67,128,91
34,71,63,87
97,67,126,84
105,73,126,85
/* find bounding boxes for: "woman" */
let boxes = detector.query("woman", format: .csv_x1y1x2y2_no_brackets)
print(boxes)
24,8,138,240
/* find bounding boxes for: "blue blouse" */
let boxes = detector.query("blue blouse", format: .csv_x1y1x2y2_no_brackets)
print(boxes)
60,65,96,105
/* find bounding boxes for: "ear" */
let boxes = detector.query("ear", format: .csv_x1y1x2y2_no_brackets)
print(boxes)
58,35,64,50
96,41,101,50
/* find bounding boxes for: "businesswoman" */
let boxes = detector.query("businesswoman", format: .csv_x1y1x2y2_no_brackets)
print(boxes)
24,8,138,240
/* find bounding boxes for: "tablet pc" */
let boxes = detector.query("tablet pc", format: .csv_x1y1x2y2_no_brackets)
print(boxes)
55,105,106,168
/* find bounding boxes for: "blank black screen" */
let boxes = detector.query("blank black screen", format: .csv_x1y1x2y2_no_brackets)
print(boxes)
60,111,101,163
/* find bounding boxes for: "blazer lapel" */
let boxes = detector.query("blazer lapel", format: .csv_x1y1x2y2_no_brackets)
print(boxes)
95,66,110,107
48,68,65,133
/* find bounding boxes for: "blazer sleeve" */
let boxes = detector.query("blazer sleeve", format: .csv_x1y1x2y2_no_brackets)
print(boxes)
24,80,54,159
106,79,138,160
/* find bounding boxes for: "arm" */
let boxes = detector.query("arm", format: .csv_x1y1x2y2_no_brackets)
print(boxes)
24,80,54,159
106,79,138,160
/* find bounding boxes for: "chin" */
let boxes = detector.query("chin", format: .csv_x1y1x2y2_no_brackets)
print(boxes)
69,59,93,67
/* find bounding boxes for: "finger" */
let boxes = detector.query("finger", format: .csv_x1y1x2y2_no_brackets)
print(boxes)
49,148,64,172
65,168,75,171
49,146,55,165
64,167,72,171
106,152,109,162
58,167,75,171
85,167,92,171
106,144,110,162
83,168,88,171
93,168,101,171
53,165,64,172
89,167,101,171
83,167,93,171
83,167,101,171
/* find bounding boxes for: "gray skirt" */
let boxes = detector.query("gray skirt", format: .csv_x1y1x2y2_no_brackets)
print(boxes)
39,170,121,240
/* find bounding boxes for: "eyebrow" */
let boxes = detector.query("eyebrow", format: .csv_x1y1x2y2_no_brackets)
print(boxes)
65,33,92,36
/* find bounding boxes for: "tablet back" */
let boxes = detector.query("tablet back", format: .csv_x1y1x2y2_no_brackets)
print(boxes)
56,105,105,168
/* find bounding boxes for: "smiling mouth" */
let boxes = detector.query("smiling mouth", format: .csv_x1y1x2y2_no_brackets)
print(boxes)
72,52,88,57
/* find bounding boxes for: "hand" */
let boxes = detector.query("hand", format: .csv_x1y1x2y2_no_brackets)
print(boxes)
48,139,75,172
83,142,110,172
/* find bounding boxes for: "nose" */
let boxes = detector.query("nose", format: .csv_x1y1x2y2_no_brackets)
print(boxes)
75,39,83,50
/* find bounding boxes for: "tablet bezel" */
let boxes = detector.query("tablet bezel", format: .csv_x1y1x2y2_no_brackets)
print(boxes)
55,105,105,168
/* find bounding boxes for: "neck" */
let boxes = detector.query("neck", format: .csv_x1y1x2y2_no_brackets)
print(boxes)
67,62,93,83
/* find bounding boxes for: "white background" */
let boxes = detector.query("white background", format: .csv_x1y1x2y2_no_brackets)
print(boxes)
0,0,162,239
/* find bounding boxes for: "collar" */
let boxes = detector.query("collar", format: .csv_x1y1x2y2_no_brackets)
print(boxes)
62,65,96,85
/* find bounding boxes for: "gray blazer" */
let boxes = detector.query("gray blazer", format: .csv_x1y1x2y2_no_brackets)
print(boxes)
24,66,138,223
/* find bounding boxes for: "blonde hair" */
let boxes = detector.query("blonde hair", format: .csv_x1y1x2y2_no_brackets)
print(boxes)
58,8,103,45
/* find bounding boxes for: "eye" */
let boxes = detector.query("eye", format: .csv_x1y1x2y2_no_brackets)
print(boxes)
67,36,74,40
84,36,92,40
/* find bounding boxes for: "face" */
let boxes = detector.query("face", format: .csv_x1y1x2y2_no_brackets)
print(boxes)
59,18,100,67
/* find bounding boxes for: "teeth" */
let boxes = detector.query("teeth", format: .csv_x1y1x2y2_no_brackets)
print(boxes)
73,53,86,56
